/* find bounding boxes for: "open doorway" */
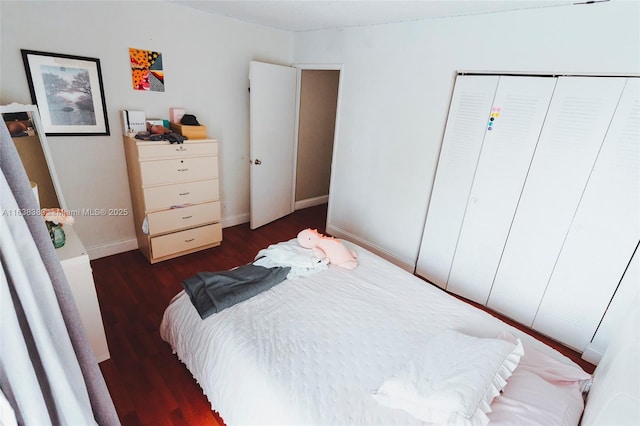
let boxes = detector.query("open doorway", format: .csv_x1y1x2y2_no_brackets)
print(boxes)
294,68,340,213
248,62,340,229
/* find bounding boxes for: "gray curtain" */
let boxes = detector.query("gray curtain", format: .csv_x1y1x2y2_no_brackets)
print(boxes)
0,119,120,425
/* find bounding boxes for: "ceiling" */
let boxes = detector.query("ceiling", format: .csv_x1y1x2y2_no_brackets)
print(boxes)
171,0,578,32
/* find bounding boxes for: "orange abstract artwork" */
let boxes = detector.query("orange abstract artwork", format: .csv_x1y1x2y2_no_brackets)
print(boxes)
129,48,164,92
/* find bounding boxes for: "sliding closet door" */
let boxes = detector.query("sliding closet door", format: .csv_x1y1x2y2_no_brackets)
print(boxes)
532,78,640,351
487,77,628,326
446,76,556,303
416,75,498,288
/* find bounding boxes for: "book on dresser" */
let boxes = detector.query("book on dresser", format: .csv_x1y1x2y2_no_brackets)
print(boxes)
123,136,223,263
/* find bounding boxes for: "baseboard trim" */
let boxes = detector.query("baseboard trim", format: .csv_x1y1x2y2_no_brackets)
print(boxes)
87,238,138,260
96,351,111,363
295,195,329,210
581,344,604,365
326,224,415,272
221,213,250,228
88,208,322,260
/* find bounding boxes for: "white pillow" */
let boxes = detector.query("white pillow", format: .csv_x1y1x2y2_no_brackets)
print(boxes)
372,331,523,425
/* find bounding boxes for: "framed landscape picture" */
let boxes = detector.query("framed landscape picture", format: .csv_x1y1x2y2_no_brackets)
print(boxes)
21,49,110,136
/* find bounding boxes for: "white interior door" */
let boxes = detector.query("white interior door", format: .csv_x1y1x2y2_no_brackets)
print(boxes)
249,61,297,229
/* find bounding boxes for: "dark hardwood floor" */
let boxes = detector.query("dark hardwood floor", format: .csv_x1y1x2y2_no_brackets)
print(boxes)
95,205,327,425
93,204,593,425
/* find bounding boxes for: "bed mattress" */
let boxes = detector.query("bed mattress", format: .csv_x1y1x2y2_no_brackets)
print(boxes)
160,241,588,425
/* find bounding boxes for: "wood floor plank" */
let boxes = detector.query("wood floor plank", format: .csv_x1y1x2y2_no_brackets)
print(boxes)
94,203,593,425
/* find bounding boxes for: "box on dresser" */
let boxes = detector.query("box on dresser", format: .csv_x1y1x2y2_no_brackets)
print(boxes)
169,107,185,124
122,136,222,263
169,123,207,140
120,110,146,136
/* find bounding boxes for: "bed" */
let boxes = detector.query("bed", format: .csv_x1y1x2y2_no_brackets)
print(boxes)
160,238,638,425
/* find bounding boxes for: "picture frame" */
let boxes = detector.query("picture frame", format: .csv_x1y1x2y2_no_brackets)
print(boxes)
21,49,110,136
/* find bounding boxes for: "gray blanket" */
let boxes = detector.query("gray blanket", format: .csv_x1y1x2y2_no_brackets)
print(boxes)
181,264,290,319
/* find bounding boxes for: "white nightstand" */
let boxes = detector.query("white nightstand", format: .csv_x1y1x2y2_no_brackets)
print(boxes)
55,225,110,362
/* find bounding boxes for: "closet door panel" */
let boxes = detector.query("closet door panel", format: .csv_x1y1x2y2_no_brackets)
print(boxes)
532,78,640,350
447,76,556,303
487,77,627,326
416,75,499,288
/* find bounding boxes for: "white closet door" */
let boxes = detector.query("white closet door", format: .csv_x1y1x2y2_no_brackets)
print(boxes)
416,75,498,288
532,78,640,351
487,77,627,326
447,76,556,303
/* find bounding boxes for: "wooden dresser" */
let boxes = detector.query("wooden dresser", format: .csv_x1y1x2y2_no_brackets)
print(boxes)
123,136,222,263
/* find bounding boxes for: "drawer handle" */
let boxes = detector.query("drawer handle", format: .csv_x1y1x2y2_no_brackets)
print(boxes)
177,168,189,172
184,238,195,243
182,215,193,220
179,192,190,196
176,146,187,151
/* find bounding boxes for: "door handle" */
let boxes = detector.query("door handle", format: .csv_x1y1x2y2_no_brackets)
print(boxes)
254,159,262,165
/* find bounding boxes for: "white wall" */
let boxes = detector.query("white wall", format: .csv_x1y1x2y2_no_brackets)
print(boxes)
293,1,640,270
0,1,292,258
3,1,638,264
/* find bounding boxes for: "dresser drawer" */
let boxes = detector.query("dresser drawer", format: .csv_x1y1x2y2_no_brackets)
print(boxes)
137,140,217,160
147,201,221,235
151,223,222,259
144,179,219,212
140,156,218,186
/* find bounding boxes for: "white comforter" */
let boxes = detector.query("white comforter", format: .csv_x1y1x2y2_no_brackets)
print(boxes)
160,242,586,425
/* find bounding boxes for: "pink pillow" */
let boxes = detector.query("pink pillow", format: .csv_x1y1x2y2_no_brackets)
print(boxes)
488,332,592,426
